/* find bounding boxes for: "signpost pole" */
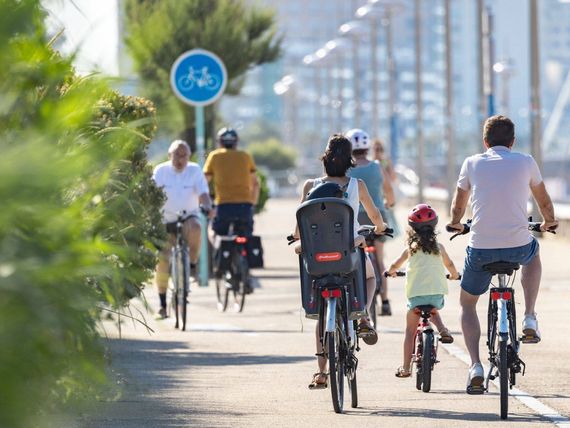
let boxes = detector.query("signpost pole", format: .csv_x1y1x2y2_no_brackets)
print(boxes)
196,106,208,287
170,48,227,289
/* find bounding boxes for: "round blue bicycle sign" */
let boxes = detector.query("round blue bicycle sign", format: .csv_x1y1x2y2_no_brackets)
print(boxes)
170,49,227,106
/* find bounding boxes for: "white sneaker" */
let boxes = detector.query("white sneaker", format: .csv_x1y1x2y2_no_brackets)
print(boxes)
522,313,541,343
466,362,484,393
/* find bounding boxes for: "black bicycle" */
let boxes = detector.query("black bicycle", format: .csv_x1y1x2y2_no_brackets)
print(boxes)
290,197,392,413
448,218,555,419
214,219,251,313
167,211,194,331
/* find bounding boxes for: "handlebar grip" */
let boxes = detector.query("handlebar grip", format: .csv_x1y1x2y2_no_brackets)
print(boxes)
286,234,297,245
446,273,462,280
384,271,406,277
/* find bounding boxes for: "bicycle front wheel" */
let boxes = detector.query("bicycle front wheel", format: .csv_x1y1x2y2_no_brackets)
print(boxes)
327,329,344,413
349,371,357,408
421,332,433,393
499,339,509,419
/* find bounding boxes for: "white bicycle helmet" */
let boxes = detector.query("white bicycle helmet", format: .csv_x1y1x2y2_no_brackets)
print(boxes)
345,128,370,151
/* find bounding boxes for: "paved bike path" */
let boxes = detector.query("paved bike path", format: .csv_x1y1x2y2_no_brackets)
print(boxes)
75,198,570,427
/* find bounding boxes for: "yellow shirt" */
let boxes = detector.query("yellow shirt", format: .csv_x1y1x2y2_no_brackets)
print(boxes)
203,148,256,204
405,251,448,298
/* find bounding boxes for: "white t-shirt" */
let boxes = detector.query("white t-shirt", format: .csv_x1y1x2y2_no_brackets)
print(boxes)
153,161,210,223
457,145,543,249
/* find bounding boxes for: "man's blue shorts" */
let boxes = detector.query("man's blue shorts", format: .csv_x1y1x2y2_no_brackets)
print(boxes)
461,238,540,296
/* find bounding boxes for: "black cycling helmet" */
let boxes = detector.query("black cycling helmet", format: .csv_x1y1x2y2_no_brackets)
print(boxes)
217,127,238,147
306,182,344,200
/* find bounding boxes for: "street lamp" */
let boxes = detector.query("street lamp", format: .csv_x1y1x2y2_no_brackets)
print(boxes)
339,20,366,128
273,74,298,151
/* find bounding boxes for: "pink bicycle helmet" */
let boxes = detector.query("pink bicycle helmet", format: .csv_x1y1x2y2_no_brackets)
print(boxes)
408,204,438,230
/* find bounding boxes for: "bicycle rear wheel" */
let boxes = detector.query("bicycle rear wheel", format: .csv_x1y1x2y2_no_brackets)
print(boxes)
215,272,230,312
180,249,189,331
327,329,344,413
232,254,248,313
170,250,180,329
499,339,509,419
421,332,433,392
415,333,423,390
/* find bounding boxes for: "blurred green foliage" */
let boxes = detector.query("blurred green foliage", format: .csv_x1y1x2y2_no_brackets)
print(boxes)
124,0,282,144
255,170,269,215
248,138,297,171
0,1,164,426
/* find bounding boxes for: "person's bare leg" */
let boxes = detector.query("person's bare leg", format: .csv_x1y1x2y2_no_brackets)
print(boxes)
402,310,420,371
430,310,446,332
460,289,481,365
366,276,376,314
184,217,202,264
375,241,388,300
314,322,327,381
521,252,541,316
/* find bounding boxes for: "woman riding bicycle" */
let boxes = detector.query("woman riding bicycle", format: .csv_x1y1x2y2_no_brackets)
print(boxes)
346,129,395,316
291,133,388,389
385,204,460,378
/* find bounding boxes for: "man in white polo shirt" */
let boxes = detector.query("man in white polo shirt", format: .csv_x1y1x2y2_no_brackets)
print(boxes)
153,140,213,318
447,115,558,393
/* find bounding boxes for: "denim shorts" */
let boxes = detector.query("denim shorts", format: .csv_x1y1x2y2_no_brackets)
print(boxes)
461,238,540,296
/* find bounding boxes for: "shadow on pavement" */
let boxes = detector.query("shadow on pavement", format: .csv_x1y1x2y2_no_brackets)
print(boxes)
348,407,547,423
79,338,312,427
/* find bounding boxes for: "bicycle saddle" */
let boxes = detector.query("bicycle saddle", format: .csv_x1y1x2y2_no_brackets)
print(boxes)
415,305,435,314
482,261,520,275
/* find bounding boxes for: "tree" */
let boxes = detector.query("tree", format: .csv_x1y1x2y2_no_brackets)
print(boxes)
124,0,282,149
248,138,297,171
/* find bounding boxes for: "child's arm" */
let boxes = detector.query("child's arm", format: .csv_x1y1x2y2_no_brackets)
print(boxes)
385,248,409,277
439,243,460,279
292,179,314,239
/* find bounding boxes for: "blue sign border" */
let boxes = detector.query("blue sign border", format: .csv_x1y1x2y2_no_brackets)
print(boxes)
170,49,227,107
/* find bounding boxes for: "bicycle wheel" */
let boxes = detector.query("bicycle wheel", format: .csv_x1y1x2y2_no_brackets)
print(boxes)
327,329,344,413
421,332,433,393
170,249,180,329
232,253,248,313
499,339,509,419
215,275,229,312
180,248,189,331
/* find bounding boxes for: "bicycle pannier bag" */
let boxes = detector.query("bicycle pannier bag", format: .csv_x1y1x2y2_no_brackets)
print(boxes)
246,235,264,268
215,239,234,273
299,255,320,319
348,248,368,320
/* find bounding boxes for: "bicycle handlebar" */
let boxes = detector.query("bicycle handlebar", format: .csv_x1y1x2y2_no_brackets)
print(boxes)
383,271,461,280
447,217,556,241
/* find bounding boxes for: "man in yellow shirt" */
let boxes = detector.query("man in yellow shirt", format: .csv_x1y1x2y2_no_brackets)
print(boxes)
204,127,259,237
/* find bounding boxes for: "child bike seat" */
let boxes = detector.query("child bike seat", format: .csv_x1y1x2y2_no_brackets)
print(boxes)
482,261,520,276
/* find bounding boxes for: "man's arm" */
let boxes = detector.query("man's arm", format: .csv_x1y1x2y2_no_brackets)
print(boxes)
447,187,470,231
530,181,558,231
380,165,396,207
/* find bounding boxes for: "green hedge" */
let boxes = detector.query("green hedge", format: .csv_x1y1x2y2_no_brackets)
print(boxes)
0,1,164,426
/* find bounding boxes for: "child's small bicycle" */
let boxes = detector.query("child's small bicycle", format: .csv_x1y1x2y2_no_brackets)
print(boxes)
385,271,460,392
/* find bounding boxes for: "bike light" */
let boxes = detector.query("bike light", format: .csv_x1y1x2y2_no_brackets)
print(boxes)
491,291,501,301
241,249,247,257
331,289,342,298
365,246,375,253
321,290,330,298
502,291,512,300
235,236,247,244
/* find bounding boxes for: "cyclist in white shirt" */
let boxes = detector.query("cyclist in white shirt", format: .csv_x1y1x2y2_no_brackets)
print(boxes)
447,115,558,393
152,140,213,318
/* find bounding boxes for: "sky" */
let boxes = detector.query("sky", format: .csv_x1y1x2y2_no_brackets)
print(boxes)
43,0,120,76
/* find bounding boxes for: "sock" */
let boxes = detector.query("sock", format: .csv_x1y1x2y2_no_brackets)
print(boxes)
382,299,390,304
190,262,197,270
159,293,167,308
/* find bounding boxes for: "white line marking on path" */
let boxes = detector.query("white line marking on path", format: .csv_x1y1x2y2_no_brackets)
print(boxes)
441,343,570,427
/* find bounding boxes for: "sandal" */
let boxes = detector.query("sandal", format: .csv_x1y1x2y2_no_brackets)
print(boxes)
357,320,378,345
395,366,412,378
308,372,328,390
439,328,454,344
